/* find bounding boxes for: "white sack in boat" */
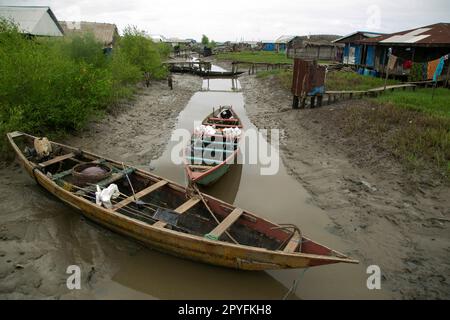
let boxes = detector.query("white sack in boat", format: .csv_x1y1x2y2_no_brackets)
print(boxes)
95,184,120,209
223,127,241,140
194,125,216,137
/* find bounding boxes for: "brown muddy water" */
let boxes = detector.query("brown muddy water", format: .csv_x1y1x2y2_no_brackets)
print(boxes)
135,68,391,299
0,65,392,299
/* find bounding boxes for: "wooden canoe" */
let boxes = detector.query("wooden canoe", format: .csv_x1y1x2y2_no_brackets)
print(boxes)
194,70,245,78
7,131,358,270
185,106,243,186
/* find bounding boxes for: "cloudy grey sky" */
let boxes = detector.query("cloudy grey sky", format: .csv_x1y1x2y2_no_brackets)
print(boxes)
1,0,449,41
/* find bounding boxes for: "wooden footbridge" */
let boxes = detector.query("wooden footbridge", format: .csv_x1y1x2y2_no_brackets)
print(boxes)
293,83,417,108
231,61,292,75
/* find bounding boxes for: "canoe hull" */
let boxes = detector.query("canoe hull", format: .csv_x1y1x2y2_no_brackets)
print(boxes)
194,163,230,186
7,132,358,271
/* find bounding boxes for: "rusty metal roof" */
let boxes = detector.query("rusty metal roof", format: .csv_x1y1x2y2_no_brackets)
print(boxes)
358,23,450,46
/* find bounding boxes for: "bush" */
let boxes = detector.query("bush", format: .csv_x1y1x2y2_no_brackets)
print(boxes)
0,20,168,156
116,26,168,79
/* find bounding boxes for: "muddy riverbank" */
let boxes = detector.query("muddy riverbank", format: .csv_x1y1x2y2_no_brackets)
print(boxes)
238,72,450,299
0,75,200,299
1,64,448,299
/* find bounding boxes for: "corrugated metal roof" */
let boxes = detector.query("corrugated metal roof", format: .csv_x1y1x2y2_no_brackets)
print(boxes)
359,23,450,46
275,35,296,44
332,31,384,43
59,21,119,45
0,6,63,36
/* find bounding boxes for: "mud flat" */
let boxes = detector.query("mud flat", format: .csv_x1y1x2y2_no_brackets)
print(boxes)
239,74,450,299
0,75,200,299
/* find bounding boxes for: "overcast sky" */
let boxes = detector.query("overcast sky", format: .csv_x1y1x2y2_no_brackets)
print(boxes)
1,0,449,41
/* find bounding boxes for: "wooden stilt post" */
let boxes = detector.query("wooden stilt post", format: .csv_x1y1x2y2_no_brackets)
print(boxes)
300,97,306,109
293,95,299,109
310,96,316,108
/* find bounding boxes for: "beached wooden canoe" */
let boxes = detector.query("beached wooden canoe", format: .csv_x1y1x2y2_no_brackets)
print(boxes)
7,131,358,270
185,106,243,186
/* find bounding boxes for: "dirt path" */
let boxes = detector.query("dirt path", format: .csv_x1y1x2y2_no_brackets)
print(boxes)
239,73,450,299
0,75,200,299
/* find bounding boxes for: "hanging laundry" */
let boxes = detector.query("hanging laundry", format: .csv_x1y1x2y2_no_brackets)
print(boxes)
387,55,397,71
433,56,446,81
427,58,440,80
402,60,413,69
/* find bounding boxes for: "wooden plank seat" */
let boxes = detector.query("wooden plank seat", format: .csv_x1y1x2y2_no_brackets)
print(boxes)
204,123,243,128
39,153,75,168
9,131,23,138
205,208,243,240
112,180,168,211
185,156,223,165
208,117,240,122
191,139,238,146
283,231,302,253
153,197,201,228
192,147,234,154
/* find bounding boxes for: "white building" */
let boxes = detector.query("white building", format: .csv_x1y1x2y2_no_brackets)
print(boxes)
0,6,64,37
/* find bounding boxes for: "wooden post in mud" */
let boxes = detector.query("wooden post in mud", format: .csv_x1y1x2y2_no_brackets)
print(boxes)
293,95,299,109
310,96,316,108
301,97,306,108
317,95,323,107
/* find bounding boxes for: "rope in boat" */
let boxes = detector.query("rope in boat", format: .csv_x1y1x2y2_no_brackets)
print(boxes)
188,181,240,245
283,268,309,300
271,224,306,251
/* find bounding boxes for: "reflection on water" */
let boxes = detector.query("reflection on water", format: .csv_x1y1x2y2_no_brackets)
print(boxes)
100,65,391,299
109,249,292,300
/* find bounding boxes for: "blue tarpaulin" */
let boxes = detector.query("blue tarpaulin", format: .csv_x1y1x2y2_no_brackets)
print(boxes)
366,46,375,67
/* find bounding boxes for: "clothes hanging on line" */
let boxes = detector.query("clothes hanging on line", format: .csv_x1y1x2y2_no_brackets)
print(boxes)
402,60,413,69
427,58,441,80
433,57,445,81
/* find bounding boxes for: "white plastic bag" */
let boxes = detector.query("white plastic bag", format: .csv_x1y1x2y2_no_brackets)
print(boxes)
95,184,120,209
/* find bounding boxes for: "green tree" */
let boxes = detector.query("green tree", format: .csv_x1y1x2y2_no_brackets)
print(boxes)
201,34,210,46
116,26,167,79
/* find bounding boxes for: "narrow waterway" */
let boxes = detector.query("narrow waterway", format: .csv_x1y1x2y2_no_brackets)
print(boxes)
0,64,393,299
105,65,391,299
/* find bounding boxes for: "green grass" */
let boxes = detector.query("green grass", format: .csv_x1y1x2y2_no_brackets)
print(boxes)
326,72,399,91
375,88,450,119
373,88,450,178
216,51,293,64
257,69,400,92
256,67,450,179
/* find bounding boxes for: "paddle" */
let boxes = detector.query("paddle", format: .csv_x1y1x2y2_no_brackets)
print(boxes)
122,162,146,209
